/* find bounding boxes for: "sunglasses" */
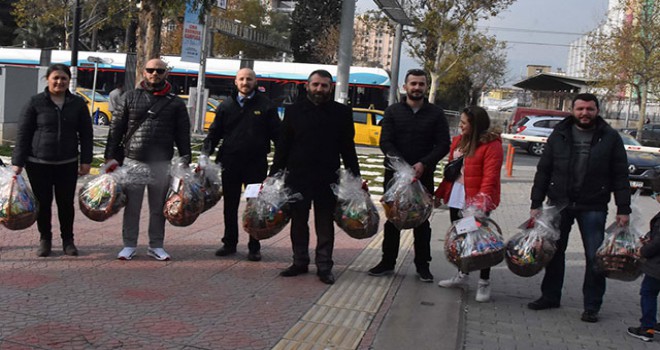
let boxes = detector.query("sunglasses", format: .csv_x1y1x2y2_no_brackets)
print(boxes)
145,68,166,74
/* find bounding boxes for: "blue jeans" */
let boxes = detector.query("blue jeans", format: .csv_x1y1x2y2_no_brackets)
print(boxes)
540,209,607,312
640,274,660,329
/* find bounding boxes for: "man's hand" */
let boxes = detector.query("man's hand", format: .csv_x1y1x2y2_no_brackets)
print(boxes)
412,162,425,179
79,164,91,176
11,165,22,175
615,214,629,226
530,209,541,219
361,180,369,194
104,159,119,173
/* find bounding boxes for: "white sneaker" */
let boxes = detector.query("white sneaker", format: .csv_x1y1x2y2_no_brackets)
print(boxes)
117,247,137,260
475,279,491,302
438,271,469,288
147,247,171,261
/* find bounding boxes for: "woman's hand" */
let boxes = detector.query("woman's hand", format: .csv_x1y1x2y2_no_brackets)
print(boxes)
79,163,91,176
11,165,22,175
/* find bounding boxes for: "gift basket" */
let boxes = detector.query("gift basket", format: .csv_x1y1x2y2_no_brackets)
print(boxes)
163,157,205,227
196,155,223,212
78,161,150,222
381,157,433,230
242,171,302,240
505,205,561,277
0,167,38,230
444,195,505,273
595,193,644,281
331,170,379,239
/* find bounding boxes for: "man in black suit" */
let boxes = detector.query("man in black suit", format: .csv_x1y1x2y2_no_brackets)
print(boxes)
270,70,362,285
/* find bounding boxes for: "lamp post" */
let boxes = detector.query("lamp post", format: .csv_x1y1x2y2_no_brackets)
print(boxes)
87,56,105,119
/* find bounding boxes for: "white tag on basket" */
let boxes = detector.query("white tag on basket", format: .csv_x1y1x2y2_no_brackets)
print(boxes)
455,216,479,234
170,176,181,192
243,183,261,198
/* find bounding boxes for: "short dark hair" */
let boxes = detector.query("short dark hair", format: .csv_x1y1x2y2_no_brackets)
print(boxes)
46,63,71,79
308,69,333,82
404,69,427,83
572,93,599,109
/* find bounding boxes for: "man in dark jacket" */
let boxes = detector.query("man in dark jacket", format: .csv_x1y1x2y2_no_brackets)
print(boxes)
202,67,280,261
527,93,631,323
368,69,450,282
105,58,191,261
270,69,361,285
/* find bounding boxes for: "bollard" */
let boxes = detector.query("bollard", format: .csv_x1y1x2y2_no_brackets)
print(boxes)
506,143,515,177
93,108,100,125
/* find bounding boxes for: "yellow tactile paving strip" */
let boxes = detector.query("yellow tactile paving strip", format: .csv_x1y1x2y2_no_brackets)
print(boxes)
272,230,414,350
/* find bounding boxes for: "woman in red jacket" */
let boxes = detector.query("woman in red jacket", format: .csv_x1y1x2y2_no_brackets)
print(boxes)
435,106,503,302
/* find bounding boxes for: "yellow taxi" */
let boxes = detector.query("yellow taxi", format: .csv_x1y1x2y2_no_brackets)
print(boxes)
178,95,222,131
352,107,384,146
75,88,112,125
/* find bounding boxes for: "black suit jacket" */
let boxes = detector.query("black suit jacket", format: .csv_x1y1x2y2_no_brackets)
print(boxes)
270,97,360,199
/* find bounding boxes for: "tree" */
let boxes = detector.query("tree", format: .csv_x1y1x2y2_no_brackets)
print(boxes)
405,0,515,103
290,0,342,63
461,33,507,105
587,0,660,139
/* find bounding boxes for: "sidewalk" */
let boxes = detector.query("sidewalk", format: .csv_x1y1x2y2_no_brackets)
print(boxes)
0,157,657,349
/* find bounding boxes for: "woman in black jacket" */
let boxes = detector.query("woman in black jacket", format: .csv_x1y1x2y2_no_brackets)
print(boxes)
11,64,94,257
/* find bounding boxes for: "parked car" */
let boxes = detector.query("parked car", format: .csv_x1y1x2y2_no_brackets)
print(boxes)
619,131,660,191
510,115,565,156
75,88,112,125
506,107,571,133
352,107,384,146
621,123,660,147
178,95,218,131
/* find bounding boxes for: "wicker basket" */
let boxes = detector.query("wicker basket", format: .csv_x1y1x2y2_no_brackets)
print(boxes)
596,253,642,282
445,218,505,273
0,175,38,230
163,178,204,227
334,198,379,239
505,233,556,277
79,174,126,222
243,200,291,240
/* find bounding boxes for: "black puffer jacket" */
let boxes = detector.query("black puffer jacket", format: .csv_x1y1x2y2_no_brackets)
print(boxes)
12,88,93,167
105,87,191,163
530,116,631,214
201,92,280,162
641,212,660,280
379,100,450,175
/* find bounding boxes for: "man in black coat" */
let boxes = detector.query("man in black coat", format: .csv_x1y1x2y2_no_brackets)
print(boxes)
270,70,362,285
527,93,631,323
202,68,280,261
367,69,450,282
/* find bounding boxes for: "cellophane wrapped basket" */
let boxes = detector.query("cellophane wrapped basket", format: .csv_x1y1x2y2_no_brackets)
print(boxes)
0,167,38,230
381,157,432,230
78,161,150,222
505,206,561,277
243,171,301,240
163,157,205,227
332,170,379,239
596,225,643,281
445,196,505,273
196,155,223,212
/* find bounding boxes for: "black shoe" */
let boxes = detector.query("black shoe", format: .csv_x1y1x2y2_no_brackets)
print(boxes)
318,271,335,285
37,240,52,257
527,297,560,310
417,269,434,283
280,264,309,277
627,326,654,342
368,261,395,276
655,323,660,332
63,240,78,256
215,245,236,257
581,310,599,323
247,251,262,262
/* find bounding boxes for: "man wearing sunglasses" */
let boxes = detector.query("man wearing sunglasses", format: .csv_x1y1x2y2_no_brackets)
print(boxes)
105,58,191,261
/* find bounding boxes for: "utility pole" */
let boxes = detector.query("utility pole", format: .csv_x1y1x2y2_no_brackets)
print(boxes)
69,0,81,92
388,23,403,105
194,13,211,134
334,0,356,105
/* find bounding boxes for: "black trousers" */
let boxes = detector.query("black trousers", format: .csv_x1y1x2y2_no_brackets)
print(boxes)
25,161,78,242
450,207,491,280
289,186,336,272
220,157,267,252
380,169,434,271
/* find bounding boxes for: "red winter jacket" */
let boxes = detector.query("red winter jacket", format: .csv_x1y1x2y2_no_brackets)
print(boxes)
435,132,503,211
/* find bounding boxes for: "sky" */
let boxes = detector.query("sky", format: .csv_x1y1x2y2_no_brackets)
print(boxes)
355,0,610,87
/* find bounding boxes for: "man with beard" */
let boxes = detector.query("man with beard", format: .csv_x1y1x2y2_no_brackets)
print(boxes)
202,67,280,262
105,58,191,261
368,69,450,282
270,69,362,285
527,93,630,323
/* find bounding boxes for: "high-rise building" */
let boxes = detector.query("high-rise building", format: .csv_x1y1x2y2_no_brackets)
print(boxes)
269,0,296,13
353,15,395,71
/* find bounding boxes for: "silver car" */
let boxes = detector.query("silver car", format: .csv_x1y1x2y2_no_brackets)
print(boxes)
510,115,565,156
